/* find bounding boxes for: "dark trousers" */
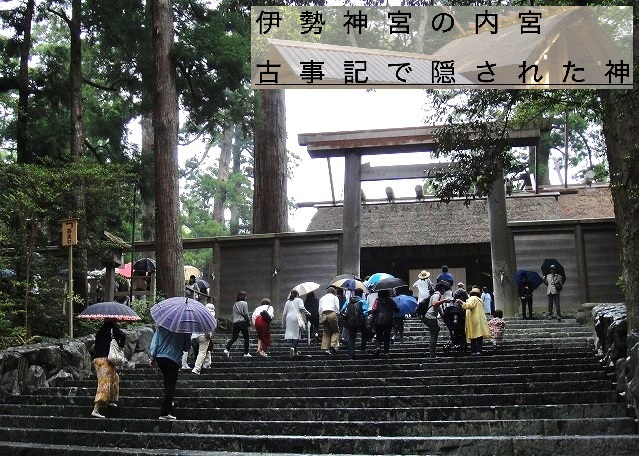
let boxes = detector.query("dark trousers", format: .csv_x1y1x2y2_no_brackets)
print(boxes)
547,293,561,316
346,324,368,356
374,325,393,354
156,356,180,416
424,318,440,358
470,337,484,354
520,295,533,319
226,321,249,354
392,317,404,342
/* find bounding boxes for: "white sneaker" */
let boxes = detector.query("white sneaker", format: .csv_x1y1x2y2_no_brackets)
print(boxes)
288,347,295,358
181,364,189,370
191,368,200,374
159,414,177,421
91,411,105,418
243,353,252,357
223,349,230,357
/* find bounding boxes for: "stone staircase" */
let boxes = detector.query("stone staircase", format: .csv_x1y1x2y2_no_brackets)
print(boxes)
0,317,637,455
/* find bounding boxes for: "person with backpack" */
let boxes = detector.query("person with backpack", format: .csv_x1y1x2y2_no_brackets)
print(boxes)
421,282,449,359
371,289,400,358
341,288,368,358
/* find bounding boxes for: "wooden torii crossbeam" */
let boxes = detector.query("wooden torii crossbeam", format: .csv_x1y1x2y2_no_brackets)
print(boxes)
298,124,543,282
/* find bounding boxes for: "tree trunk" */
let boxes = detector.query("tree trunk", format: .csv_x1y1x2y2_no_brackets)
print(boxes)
229,129,243,235
16,0,34,164
70,0,87,301
252,89,288,234
213,126,233,224
139,110,155,244
152,0,183,297
600,93,639,340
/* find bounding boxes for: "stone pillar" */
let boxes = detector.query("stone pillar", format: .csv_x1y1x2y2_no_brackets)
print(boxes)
575,224,589,303
487,174,518,316
342,152,362,276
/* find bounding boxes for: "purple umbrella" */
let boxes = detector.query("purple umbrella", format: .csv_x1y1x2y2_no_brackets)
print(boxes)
151,297,217,333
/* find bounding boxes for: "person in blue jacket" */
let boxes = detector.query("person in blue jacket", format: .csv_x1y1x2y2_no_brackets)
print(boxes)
150,326,192,420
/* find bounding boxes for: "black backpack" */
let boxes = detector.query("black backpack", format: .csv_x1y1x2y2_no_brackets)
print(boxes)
345,300,364,327
416,295,432,318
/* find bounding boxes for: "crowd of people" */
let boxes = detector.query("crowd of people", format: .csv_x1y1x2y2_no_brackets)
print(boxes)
94,264,557,421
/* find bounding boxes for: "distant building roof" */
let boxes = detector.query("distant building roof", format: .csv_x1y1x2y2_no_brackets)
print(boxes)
306,186,615,247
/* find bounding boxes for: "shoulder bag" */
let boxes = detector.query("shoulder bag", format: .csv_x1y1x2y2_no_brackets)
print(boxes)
108,336,127,367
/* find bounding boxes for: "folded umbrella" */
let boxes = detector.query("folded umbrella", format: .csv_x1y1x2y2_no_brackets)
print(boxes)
77,301,141,321
513,270,544,290
372,277,406,292
151,297,217,333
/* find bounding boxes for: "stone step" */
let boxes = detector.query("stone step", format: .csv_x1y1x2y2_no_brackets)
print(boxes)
61,370,611,389
0,415,634,437
0,402,627,421
1,427,638,455
35,378,615,399
5,390,620,408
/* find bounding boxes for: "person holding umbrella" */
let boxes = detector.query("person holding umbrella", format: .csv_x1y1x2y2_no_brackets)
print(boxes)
283,290,311,357
319,287,341,355
543,265,564,321
370,289,400,358
149,325,192,420
149,296,217,420
91,320,126,418
518,275,534,320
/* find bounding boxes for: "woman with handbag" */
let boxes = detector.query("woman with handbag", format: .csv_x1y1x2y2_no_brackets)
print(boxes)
254,298,274,357
223,291,252,357
91,319,126,418
283,290,311,357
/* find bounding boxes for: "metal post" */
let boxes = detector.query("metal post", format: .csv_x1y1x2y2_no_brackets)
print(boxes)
327,158,336,205
68,244,73,338
564,110,568,189
129,179,138,305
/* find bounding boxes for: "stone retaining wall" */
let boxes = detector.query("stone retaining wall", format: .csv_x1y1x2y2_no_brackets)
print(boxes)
0,326,154,397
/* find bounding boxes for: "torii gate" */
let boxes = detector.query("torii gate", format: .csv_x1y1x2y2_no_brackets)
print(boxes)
298,125,543,316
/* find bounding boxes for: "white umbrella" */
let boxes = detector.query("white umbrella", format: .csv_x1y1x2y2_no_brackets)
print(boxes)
292,281,320,296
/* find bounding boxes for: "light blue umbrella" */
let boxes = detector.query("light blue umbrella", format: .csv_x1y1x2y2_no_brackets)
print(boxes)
365,272,394,287
151,297,217,333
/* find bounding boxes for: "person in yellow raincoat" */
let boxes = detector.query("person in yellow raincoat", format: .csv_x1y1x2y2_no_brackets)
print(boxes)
458,287,491,355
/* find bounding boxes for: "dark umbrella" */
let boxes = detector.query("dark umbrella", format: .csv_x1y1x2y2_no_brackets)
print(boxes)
133,257,156,273
151,297,217,333
195,279,209,291
329,273,362,284
372,277,407,292
77,301,141,321
512,270,544,290
541,259,566,279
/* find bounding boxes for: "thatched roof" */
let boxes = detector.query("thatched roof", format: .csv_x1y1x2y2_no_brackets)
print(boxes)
306,186,615,247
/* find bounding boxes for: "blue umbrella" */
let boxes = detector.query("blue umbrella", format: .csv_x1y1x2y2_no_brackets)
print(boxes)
513,270,544,290
331,278,369,293
393,294,418,317
365,272,394,287
151,297,217,333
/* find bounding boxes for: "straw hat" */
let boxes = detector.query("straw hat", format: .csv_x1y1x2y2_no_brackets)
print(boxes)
418,270,430,279
470,287,481,295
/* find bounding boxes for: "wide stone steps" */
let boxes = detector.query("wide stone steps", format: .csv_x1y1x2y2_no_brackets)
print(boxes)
0,429,638,455
0,317,636,455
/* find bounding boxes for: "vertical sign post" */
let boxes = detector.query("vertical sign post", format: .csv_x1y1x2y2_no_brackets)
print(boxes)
61,218,78,338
